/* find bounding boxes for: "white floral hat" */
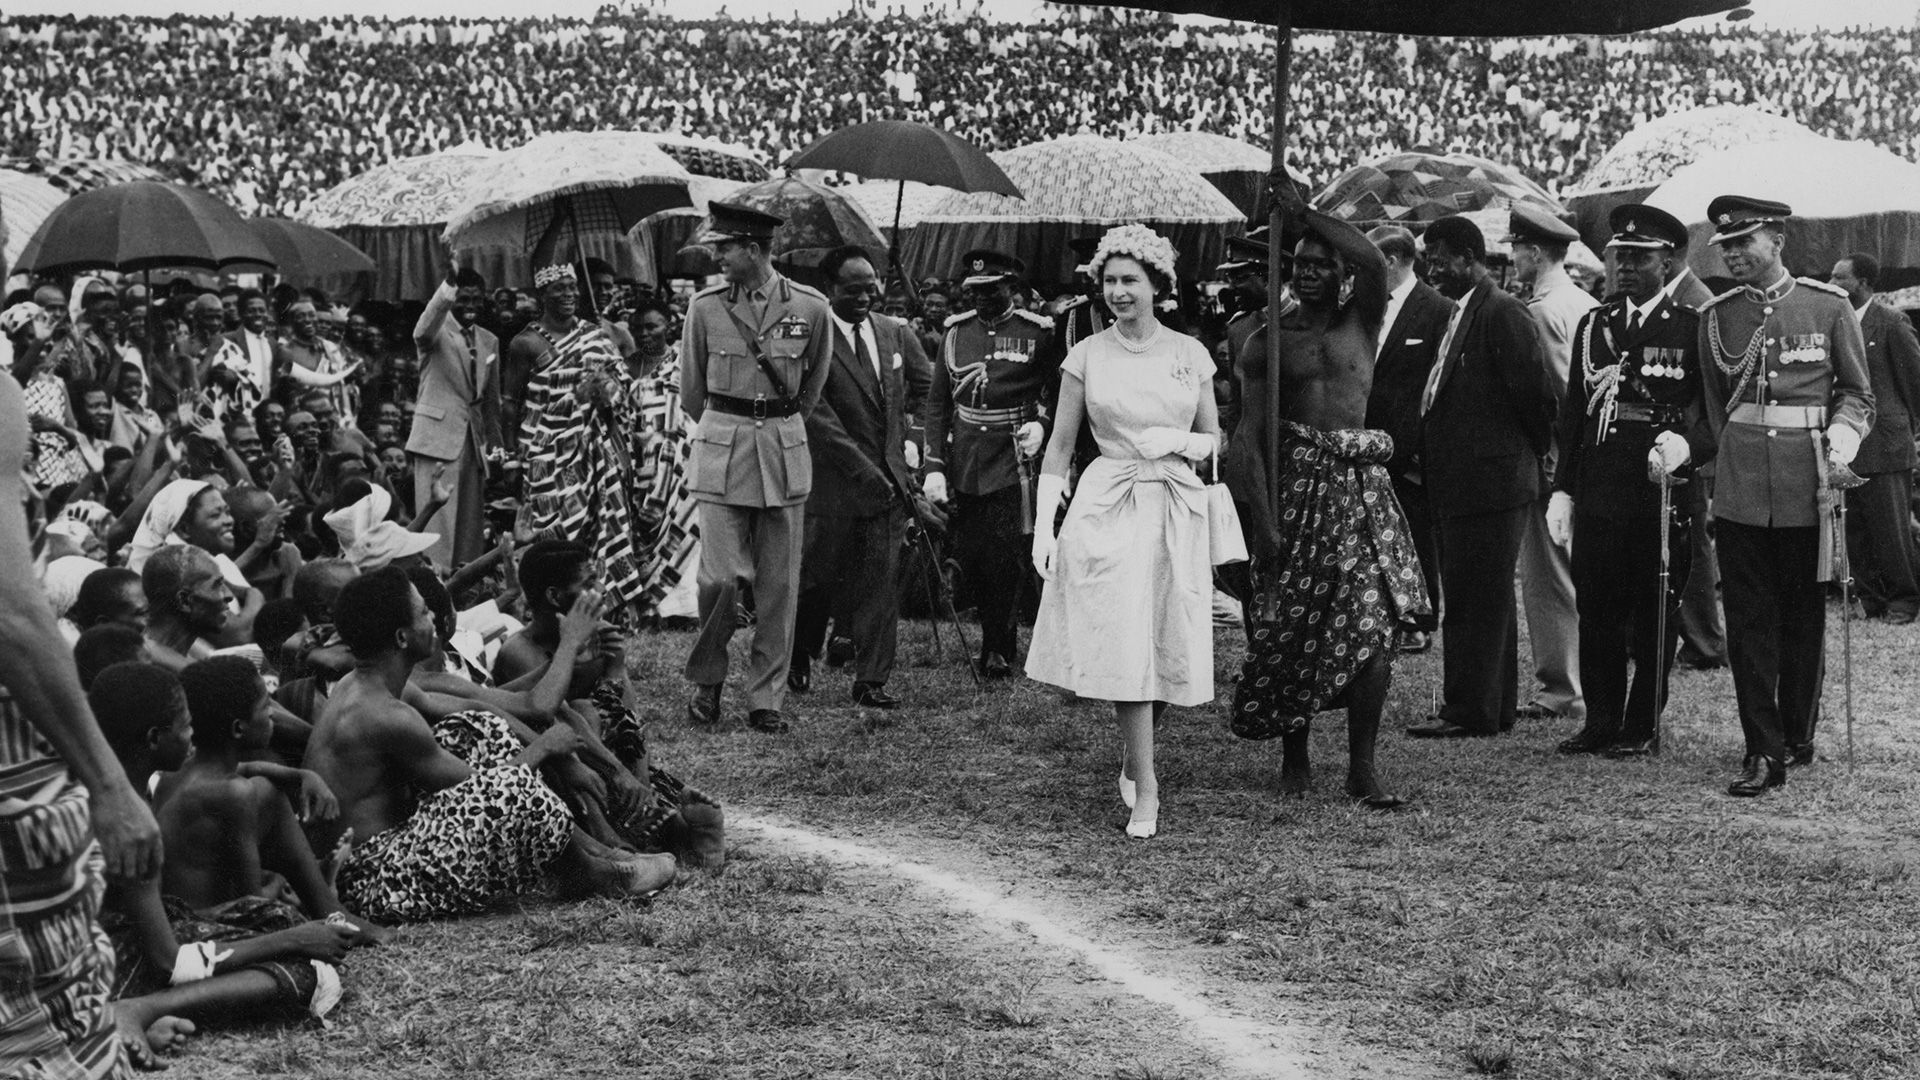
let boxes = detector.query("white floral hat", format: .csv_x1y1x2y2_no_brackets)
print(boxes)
1087,224,1178,289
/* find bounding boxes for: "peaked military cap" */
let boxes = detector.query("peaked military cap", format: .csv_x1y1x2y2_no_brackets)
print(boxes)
959,249,1025,287
1505,204,1581,246
1607,204,1688,251
696,200,785,244
1218,233,1270,275
1707,195,1791,244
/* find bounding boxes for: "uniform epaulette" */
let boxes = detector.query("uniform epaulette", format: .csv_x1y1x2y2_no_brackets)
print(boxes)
693,282,729,299
1701,287,1741,310
788,280,829,301
944,310,977,329
1013,309,1055,330
1227,308,1258,325
1799,276,1849,298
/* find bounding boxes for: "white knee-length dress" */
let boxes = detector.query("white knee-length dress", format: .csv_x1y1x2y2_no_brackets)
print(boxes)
1024,327,1215,706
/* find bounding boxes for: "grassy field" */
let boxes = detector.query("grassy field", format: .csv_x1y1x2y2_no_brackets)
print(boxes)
184,603,1918,1079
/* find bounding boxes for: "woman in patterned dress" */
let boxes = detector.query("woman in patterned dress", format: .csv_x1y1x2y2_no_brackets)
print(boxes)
1025,225,1220,840
622,297,701,622
511,264,648,618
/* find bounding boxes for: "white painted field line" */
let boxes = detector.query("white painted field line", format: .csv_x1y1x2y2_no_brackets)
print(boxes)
732,812,1315,1080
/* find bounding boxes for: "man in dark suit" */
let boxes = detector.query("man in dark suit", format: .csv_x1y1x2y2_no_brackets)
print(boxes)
1406,216,1556,738
1365,224,1454,652
790,247,933,707
1831,252,1920,623
1663,259,1730,670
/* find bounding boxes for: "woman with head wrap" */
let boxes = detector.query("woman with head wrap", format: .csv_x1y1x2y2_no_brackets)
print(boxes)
128,478,265,645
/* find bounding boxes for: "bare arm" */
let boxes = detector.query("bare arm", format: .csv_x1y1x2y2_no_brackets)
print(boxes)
0,373,161,881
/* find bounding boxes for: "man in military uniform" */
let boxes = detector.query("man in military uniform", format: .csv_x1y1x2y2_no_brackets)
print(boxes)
921,250,1059,678
1511,205,1597,729
680,202,834,733
1696,196,1873,796
1547,205,1715,757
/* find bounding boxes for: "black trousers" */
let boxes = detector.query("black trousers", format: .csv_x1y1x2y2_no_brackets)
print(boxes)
1678,475,1727,663
1717,520,1825,761
951,486,1027,661
1571,511,1691,742
1847,468,1920,618
794,505,908,686
1391,473,1442,621
1435,504,1529,734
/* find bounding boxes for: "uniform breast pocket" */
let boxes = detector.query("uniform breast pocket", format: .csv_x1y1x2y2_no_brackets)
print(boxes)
707,349,747,394
687,428,734,496
778,420,812,499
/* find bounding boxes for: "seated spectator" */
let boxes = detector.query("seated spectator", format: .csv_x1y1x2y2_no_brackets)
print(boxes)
253,597,310,692
129,478,266,645
322,483,439,572
303,566,673,921
71,565,150,634
141,545,233,672
75,623,153,690
226,486,302,600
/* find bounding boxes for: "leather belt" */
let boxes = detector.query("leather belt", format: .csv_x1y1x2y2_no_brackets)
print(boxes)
1614,402,1684,425
955,404,1034,429
1728,403,1826,428
706,392,800,419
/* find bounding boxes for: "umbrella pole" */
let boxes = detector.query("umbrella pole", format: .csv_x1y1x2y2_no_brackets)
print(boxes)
565,196,600,319
891,179,921,311
1264,5,1293,595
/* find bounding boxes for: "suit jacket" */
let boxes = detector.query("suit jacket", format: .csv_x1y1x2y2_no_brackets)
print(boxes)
1667,268,1715,313
806,312,933,518
1419,278,1556,519
681,272,834,509
1854,299,1920,474
406,280,500,462
1366,279,1454,476
225,328,277,393
1554,294,1714,517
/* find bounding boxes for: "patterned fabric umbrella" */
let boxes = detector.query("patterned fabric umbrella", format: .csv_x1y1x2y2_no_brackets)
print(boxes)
645,133,771,183
2,168,67,277
680,175,886,270
443,132,694,251
1131,130,1272,220
1573,106,1816,195
903,135,1245,285
1311,151,1563,229
32,158,169,196
301,142,498,229
1077,0,1746,34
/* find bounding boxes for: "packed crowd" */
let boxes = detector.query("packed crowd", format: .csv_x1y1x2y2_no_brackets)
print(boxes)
6,12,1920,216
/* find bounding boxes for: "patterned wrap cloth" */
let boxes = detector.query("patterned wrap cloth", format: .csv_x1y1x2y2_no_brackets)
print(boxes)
518,322,646,616
336,711,572,923
101,893,322,1016
1231,422,1431,740
625,346,700,619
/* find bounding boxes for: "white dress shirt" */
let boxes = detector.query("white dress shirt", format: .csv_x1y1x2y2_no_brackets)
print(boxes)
1376,273,1416,359
830,312,881,382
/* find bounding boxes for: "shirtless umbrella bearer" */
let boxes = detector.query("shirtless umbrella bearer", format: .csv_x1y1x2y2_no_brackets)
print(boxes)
1230,209,1433,808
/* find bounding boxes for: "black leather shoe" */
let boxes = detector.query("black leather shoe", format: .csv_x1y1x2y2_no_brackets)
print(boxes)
1606,737,1658,758
787,656,811,694
1406,718,1495,739
747,709,791,734
1883,609,1918,626
850,682,901,709
1394,629,1430,654
1674,647,1725,671
825,635,856,668
1726,755,1785,797
1786,742,1816,767
977,652,1014,679
1514,701,1564,722
1556,728,1620,755
687,684,721,727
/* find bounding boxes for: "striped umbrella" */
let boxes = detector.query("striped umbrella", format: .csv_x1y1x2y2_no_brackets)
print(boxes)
1131,130,1273,219
902,135,1245,285
1311,151,1564,229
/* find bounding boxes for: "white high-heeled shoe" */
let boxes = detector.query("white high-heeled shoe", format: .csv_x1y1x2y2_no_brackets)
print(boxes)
1118,772,1137,810
1125,798,1158,839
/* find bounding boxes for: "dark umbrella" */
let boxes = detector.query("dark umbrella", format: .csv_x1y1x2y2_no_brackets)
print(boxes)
787,121,1022,294
1074,0,1750,536
12,180,274,276
238,217,376,286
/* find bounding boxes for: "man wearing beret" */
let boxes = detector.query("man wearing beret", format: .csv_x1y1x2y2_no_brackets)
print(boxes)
681,201,834,734
1548,204,1714,757
921,250,1059,678
1510,208,1597,730
1408,215,1557,739
1697,195,1873,795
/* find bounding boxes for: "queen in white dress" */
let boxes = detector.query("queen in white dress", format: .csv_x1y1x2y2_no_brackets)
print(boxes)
1025,225,1219,840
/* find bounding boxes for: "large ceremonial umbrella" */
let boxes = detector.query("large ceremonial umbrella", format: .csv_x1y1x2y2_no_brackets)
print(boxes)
443,132,695,252
239,217,376,287
901,135,1246,286
12,181,272,276
631,174,749,285
1,168,66,281
1646,134,1920,277
675,175,887,281
32,157,169,196
1566,106,1818,251
301,142,505,301
645,133,772,184
1131,131,1273,221
1311,150,1564,230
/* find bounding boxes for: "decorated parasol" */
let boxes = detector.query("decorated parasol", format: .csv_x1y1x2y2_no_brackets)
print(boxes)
901,135,1245,286
1131,130,1273,221
300,142,505,301
675,175,887,284
1,168,66,280
442,132,695,252
644,133,772,184
1312,151,1564,229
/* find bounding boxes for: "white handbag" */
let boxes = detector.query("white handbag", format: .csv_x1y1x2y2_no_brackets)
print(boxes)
1206,447,1248,566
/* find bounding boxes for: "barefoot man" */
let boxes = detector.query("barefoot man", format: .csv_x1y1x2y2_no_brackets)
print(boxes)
1229,209,1432,808
304,566,672,922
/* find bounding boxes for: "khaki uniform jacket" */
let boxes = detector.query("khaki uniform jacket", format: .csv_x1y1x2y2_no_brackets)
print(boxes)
1697,276,1874,529
681,272,833,509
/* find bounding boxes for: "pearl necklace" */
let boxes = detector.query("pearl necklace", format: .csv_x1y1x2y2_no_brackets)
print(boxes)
1114,321,1161,354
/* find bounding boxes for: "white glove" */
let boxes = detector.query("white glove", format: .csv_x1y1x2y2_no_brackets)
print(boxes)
1826,423,1861,468
1175,431,1217,464
922,471,949,505
1015,421,1045,457
1546,491,1575,551
1031,473,1067,580
1135,427,1215,462
903,441,921,469
1647,430,1690,478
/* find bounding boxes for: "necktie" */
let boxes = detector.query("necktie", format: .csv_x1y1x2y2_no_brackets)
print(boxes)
1628,308,1643,335
1420,305,1466,415
853,324,883,405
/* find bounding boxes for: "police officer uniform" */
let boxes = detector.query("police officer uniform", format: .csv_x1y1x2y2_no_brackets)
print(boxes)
1696,196,1874,793
1213,233,1275,633
923,250,1059,675
1553,205,1714,756
680,202,834,731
